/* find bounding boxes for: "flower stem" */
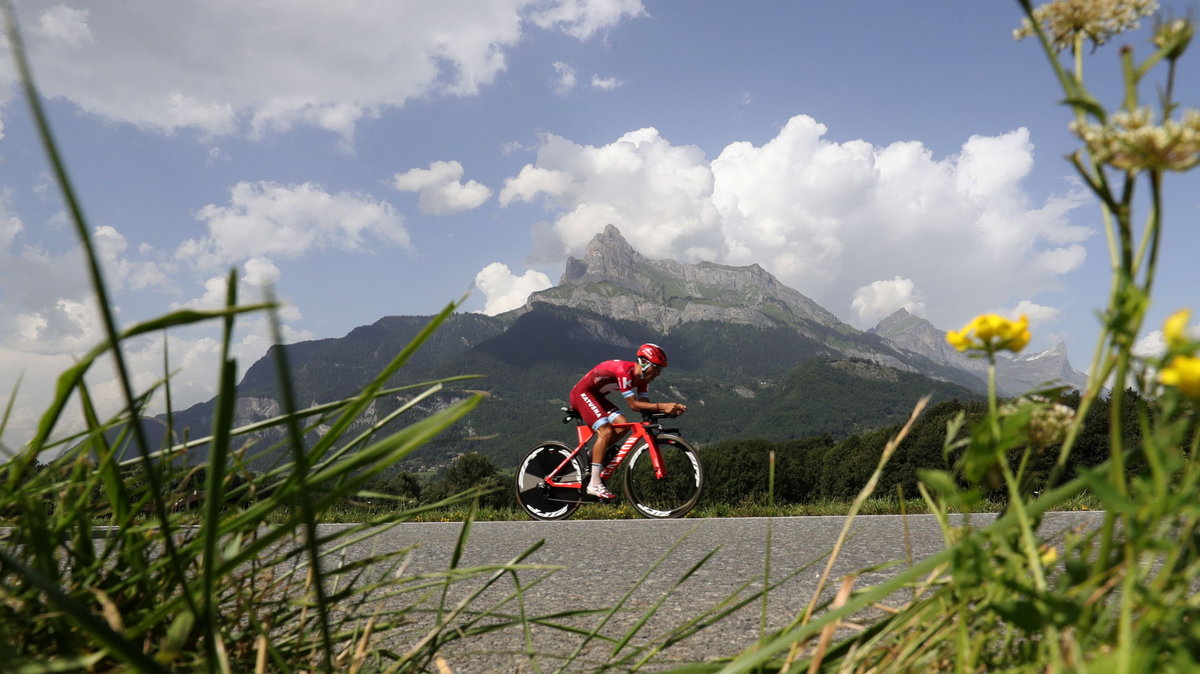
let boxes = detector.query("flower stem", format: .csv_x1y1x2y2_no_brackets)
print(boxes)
987,356,1001,441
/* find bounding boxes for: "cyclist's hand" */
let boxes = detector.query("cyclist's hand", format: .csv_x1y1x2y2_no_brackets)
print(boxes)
664,402,687,416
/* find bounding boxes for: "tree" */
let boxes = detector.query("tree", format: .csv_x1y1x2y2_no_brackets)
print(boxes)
366,471,422,502
427,452,509,509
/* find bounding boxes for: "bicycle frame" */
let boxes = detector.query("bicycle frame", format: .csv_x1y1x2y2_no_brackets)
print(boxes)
543,417,670,488
516,408,701,520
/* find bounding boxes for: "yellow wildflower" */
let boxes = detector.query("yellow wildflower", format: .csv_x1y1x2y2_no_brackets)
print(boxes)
1163,308,1193,351
946,329,972,351
1039,544,1059,566
946,314,1031,355
1160,355,1200,398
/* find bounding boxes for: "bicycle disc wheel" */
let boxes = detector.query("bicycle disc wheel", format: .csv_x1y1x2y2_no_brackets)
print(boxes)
623,435,704,519
515,441,585,521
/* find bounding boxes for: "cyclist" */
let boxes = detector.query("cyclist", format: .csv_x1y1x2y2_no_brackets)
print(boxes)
568,343,687,500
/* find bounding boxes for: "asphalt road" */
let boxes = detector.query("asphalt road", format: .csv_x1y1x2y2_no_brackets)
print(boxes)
344,511,1103,672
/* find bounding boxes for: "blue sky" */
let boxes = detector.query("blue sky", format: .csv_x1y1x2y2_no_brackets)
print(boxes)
1,1,1197,449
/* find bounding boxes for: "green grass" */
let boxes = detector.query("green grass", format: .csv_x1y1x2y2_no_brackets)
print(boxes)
319,493,1105,523
3,2,1200,673
677,5,1200,672
66,490,1105,525
0,11,600,671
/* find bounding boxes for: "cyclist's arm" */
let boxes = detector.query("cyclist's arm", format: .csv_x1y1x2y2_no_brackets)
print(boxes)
626,396,686,416
619,366,685,416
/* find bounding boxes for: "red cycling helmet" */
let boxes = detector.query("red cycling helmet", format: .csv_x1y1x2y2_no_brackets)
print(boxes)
636,343,668,368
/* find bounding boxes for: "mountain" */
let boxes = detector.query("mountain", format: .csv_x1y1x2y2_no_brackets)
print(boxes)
870,309,1090,396
525,225,979,382
532,224,845,335
165,226,1085,470
1002,342,1091,394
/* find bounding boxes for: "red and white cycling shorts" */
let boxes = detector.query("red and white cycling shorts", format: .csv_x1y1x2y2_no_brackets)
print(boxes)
570,390,623,430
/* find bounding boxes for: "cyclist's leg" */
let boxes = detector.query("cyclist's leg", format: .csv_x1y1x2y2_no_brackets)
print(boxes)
585,417,622,499
573,390,620,464
596,413,629,463
571,390,621,499
590,413,627,463
591,421,612,463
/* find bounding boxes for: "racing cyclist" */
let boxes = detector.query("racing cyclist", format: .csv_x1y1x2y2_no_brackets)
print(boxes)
568,343,687,500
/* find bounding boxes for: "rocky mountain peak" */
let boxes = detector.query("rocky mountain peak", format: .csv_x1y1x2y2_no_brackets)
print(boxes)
560,223,644,287
870,311,1089,395
1019,341,1068,361
872,308,932,339
869,309,953,358
531,225,846,335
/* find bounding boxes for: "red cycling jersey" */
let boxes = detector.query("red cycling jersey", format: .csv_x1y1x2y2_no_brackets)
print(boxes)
569,360,650,430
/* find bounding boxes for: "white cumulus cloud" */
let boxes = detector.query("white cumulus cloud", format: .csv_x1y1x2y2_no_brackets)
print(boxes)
502,115,1092,332
393,160,492,214
851,277,926,327
1134,314,1200,358
1133,330,1166,358
33,5,94,47
3,1,646,144
94,225,173,292
552,61,578,95
1010,300,1061,325
0,196,173,355
242,257,281,288
500,166,574,206
502,127,722,263
591,74,623,90
528,0,647,39
176,181,409,269
474,262,552,315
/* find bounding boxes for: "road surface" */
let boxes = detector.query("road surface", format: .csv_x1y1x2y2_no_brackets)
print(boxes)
336,512,1102,672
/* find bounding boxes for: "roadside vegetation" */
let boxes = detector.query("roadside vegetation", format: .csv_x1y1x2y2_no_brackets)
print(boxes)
7,391,1120,526
2,1,1199,672
294,493,1103,524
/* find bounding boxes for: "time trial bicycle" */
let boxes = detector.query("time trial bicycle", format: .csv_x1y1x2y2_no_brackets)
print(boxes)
514,406,704,520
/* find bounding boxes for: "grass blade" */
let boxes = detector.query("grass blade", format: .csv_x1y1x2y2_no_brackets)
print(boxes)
0,547,171,674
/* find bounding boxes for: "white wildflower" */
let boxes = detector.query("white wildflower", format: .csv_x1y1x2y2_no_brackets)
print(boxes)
1015,0,1158,52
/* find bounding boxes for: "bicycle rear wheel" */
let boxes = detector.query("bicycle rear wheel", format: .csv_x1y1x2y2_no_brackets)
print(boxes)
515,441,585,521
623,435,704,519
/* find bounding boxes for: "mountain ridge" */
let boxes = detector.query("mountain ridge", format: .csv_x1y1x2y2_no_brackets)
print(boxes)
165,225,1087,468
526,224,847,335
869,307,1088,396
522,225,1086,396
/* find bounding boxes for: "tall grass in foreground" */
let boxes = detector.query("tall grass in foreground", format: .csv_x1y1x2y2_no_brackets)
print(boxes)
0,8,829,671
0,9,598,672
5,2,1200,672
683,2,1200,671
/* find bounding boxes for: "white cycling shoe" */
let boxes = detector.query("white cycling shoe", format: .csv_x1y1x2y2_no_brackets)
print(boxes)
586,482,616,500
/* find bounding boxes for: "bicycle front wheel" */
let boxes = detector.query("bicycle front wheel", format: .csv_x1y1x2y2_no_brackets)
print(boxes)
515,441,584,521
623,435,703,519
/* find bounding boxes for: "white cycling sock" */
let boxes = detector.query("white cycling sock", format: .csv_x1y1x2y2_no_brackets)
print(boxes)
590,463,603,485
